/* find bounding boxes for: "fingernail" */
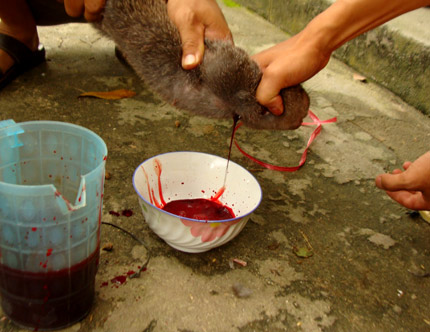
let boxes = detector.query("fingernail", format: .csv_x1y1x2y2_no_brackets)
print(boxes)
183,54,196,66
374,175,383,188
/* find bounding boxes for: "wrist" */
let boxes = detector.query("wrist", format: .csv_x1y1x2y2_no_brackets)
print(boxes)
294,20,337,63
298,1,353,57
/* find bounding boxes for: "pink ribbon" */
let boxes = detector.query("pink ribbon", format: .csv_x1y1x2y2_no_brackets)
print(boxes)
234,110,337,172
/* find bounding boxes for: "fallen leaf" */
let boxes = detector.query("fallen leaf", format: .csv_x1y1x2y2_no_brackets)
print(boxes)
79,89,136,100
293,246,313,258
420,210,430,223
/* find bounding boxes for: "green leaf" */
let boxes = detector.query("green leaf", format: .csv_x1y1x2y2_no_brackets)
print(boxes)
293,247,313,258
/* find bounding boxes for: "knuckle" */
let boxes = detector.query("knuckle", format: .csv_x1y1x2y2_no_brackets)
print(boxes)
174,7,198,26
85,0,105,14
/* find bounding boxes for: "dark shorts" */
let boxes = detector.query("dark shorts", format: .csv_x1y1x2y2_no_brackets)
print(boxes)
27,0,87,25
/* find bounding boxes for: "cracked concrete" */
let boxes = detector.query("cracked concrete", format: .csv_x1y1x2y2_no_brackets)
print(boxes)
0,1,430,332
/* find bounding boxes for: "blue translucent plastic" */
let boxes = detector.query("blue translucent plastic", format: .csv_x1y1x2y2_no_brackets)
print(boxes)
0,120,107,272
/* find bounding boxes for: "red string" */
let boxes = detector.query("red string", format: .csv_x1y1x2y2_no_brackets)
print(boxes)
234,110,337,172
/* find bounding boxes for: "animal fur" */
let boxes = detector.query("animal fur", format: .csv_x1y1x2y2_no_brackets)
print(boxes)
96,0,310,130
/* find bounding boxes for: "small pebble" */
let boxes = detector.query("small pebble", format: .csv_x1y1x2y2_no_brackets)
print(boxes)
233,258,247,267
392,305,402,314
102,243,114,251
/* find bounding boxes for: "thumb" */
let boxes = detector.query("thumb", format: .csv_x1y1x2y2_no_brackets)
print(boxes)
179,25,205,70
375,172,412,192
255,73,284,115
84,0,106,22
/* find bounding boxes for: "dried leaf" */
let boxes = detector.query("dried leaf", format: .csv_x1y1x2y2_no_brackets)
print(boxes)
420,210,430,223
293,246,313,258
79,89,136,100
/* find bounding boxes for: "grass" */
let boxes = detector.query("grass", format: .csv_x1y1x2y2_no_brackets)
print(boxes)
223,0,241,8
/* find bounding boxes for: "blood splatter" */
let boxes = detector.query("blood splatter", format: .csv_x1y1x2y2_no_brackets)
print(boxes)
110,275,127,285
121,209,133,217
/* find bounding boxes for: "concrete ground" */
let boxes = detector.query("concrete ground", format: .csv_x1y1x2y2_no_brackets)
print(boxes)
1,1,430,332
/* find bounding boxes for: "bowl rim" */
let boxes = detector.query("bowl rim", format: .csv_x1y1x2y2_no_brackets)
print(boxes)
132,151,262,223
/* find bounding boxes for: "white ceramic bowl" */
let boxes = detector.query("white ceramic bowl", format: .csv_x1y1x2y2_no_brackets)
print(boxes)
132,151,262,253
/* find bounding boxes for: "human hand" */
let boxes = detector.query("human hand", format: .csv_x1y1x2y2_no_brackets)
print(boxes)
167,0,233,70
375,152,430,210
61,0,106,22
251,32,330,115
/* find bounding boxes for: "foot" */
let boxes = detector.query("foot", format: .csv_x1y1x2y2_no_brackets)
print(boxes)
0,22,39,74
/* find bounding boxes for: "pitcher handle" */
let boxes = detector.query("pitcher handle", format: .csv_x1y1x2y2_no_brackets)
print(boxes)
0,119,24,148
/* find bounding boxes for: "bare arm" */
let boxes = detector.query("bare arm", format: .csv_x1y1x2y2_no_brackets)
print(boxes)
252,0,430,115
311,0,430,54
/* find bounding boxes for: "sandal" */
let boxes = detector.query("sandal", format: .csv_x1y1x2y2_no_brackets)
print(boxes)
0,33,46,91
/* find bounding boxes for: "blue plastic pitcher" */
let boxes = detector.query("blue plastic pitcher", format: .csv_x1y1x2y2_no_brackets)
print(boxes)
0,119,107,330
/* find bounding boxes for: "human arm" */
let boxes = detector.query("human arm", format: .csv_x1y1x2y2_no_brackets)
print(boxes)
252,0,430,115
375,152,430,210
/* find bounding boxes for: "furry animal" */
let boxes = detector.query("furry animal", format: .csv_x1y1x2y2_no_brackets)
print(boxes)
96,0,310,130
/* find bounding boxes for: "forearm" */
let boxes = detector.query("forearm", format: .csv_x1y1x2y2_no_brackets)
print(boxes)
301,0,430,55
